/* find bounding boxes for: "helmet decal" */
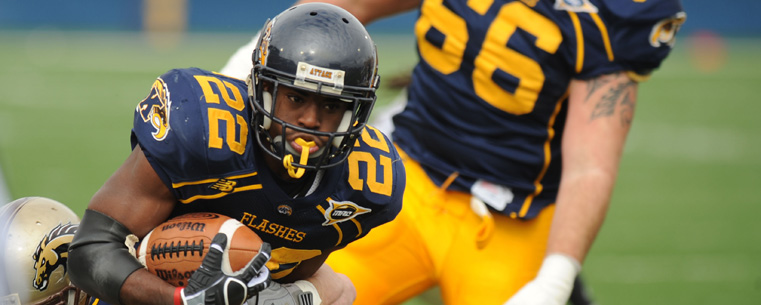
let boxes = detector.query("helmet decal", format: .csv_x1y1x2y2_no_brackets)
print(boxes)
31,223,78,292
649,12,687,48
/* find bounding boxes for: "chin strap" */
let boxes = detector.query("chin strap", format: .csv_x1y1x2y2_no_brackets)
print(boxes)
283,138,316,179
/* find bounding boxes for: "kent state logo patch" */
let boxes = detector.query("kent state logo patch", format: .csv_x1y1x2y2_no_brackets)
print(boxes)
322,199,371,226
137,78,172,141
553,0,598,13
649,12,687,48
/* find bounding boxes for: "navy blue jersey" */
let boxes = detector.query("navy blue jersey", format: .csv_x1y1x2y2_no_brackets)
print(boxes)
393,0,685,218
131,68,405,279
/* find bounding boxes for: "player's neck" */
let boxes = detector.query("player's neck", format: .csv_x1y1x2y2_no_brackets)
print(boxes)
263,152,319,198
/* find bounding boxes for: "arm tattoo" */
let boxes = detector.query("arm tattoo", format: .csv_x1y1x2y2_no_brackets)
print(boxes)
588,75,636,126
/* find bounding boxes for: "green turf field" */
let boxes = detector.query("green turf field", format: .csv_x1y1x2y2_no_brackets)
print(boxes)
1,30,759,304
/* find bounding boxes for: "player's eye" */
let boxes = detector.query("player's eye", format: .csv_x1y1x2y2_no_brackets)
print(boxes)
287,94,304,104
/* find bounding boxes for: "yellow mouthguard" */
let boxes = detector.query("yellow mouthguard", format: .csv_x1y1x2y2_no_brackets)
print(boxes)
283,138,316,179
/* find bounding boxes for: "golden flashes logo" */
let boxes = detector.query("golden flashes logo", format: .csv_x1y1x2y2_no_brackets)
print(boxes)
650,12,687,48
137,78,171,141
322,199,372,226
32,223,78,291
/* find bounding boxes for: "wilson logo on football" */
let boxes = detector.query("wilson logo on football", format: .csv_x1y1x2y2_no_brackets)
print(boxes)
160,222,207,232
322,199,371,226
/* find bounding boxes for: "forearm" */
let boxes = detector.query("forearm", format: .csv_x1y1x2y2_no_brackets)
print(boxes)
546,169,616,263
548,72,638,263
303,264,356,305
119,269,177,305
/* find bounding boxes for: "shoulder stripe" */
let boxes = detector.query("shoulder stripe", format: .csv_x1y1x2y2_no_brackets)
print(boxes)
590,13,614,62
568,11,585,73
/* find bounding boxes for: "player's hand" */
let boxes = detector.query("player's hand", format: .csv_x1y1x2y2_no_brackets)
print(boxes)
251,280,322,305
178,233,272,305
504,254,580,305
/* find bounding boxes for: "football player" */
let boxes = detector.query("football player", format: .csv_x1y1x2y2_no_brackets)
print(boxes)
0,197,87,305
67,3,404,305
218,0,687,304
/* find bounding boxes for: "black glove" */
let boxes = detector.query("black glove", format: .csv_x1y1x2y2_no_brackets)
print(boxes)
178,233,271,305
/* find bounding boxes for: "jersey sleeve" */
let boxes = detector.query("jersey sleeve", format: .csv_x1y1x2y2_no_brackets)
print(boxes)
337,125,406,245
575,0,686,79
130,68,255,194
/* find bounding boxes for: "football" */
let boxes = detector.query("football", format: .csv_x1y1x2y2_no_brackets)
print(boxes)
136,212,263,287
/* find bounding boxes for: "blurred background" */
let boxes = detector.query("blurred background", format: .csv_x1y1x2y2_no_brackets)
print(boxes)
1,0,759,304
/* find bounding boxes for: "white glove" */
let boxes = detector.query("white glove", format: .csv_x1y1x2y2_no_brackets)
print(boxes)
251,280,322,305
504,254,581,305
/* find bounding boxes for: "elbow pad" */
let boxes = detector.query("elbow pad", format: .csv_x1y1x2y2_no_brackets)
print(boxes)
68,209,145,305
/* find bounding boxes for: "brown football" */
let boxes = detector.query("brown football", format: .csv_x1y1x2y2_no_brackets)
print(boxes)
136,212,262,287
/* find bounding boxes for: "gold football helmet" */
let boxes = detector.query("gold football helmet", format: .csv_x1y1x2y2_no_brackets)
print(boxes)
0,197,86,305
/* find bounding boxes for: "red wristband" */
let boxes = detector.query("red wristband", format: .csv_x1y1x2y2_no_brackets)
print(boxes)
174,287,183,305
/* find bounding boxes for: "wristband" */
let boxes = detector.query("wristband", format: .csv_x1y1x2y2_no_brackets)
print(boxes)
174,287,183,305
538,253,581,283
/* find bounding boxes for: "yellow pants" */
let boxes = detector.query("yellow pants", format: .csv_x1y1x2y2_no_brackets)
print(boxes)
326,150,555,305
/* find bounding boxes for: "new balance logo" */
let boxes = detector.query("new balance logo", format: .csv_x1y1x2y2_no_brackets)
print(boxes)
209,179,236,192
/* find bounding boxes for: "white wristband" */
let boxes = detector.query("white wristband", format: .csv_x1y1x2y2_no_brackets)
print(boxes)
503,254,582,305
537,253,581,284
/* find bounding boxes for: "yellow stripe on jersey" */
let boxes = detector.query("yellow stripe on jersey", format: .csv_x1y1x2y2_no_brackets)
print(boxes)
171,171,258,188
351,218,363,237
172,172,261,204
590,13,615,61
178,184,262,204
518,90,569,218
316,204,344,246
567,11,585,73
